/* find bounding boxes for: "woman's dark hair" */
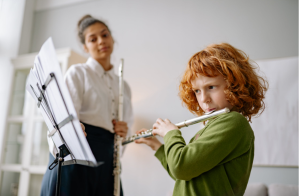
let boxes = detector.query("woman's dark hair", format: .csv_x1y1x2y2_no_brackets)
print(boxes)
77,14,111,44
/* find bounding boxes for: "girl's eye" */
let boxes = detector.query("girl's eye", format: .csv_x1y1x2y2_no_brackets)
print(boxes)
103,33,109,38
194,89,200,94
208,86,215,89
91,38,96,42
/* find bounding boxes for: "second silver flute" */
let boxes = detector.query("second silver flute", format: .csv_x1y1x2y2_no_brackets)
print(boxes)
113,59,124,196
122,107,230,145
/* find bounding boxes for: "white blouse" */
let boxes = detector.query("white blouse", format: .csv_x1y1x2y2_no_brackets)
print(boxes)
64,57,134,135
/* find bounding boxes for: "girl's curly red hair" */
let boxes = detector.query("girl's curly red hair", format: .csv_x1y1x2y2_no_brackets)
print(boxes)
179,43,268,122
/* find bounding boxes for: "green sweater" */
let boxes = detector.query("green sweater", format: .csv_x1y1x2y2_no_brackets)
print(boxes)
155,111,254,196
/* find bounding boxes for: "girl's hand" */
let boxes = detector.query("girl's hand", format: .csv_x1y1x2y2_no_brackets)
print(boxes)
152,118,178,137
135,128,162,151
112,119,128,138
80,123,87,137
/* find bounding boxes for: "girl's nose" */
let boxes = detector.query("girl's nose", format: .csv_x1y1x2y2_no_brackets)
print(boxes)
201,93,211,103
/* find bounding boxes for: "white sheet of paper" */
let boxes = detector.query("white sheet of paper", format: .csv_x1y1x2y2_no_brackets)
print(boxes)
26,37,97,166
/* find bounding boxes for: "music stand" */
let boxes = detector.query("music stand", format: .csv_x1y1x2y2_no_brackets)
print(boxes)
26,38,103,196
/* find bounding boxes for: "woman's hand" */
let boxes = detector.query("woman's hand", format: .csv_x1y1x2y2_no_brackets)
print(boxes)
152,118,178,137
80,123,87,137
112,119,128,138
135,128,162,151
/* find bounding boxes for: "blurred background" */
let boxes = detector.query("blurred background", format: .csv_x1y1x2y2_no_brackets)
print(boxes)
0,0,298,196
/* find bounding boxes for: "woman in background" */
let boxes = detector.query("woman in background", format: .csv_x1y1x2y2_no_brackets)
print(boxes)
41,14,134,196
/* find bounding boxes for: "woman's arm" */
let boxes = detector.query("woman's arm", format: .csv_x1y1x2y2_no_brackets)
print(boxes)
64,65,84,118
64,66,86,137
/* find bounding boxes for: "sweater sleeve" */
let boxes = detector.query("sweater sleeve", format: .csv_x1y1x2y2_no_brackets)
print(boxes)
163,112,253,181
154,145,176,181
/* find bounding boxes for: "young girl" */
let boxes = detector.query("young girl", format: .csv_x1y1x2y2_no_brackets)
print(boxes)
136,43,268,196
41,15,133,196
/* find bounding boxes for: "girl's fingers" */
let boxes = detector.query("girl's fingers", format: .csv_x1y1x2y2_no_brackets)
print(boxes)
135,137,151,145
153,118,165,129
135,138,144,144
153,122,160,129
156,118,164,124
136,128,147,134
152,129,158,135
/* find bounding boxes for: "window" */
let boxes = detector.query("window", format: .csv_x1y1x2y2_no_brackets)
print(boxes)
0,48,86,196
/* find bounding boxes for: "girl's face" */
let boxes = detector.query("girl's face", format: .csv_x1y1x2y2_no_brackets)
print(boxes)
83,23,114,61
191,74,233,113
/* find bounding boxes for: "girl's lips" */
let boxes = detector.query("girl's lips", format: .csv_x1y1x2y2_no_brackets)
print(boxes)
207,108,216,112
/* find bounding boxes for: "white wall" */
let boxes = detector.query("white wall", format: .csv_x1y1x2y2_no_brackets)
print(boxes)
2,0,298,195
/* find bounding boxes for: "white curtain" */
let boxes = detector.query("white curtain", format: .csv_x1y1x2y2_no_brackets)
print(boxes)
251,56,298,166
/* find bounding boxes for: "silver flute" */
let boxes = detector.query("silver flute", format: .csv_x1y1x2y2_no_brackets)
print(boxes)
122,107,230,145
113,59,124,196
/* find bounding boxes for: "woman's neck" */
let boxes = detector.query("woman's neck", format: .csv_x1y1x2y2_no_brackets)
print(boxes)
96,57,112,71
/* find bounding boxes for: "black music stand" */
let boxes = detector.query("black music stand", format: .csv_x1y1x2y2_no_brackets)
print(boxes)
29,72,103,196
26,38,104,196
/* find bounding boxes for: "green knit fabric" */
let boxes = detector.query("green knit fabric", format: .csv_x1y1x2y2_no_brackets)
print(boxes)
155,111,254,196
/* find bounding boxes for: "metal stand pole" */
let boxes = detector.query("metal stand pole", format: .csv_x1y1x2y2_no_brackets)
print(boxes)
55,150,64,196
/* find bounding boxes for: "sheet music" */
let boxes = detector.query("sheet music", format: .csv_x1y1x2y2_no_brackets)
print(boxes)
26,37,98,166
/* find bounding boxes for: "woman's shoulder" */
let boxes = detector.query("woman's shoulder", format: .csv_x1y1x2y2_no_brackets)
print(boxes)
67,63,87,72
65,63,88,78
